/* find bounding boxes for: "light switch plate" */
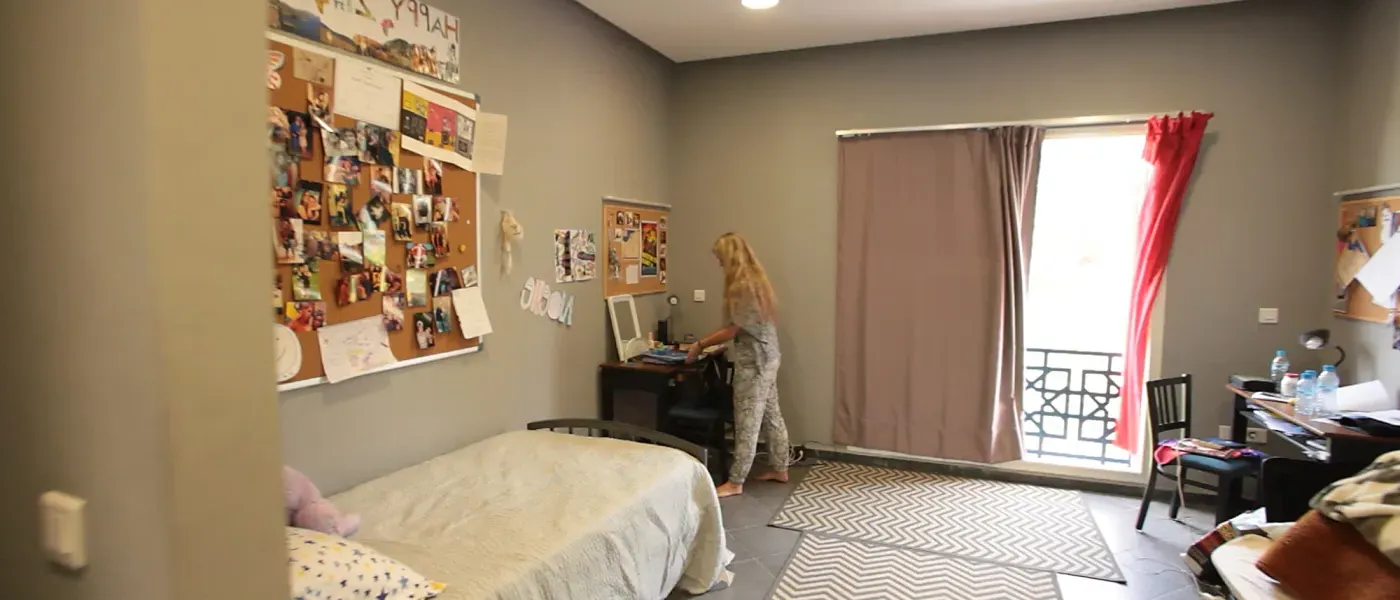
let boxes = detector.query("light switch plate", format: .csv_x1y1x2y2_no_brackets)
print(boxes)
1258,308,1279,324
693,290,706,302
39,491,86,570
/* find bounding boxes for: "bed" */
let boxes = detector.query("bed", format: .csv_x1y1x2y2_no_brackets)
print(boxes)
329,419,734,600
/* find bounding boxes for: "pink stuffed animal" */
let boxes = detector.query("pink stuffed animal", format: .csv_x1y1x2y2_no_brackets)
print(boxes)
283,466,360,537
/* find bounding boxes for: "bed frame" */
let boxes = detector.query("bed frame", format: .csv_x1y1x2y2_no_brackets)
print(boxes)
527,419,708,465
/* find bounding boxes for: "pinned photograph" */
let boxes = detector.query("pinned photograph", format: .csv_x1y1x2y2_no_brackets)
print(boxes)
382,293,406,332
325,155,362,186
365,264,383,291
285,301,326,332
433,296,454,334
424,158,444,194
356,205,376,233
358,122,395,165
432,267,462,297
406,269,429,307
391,203,413,241
295,181,323,224
401,91,429,142
285,109,313,158
659,217,667,229
274,218,305,264
292,48,333,85
613,227,624,242
326,184,354,228
304,230,335,261
272,149,298,189
306,83,333,128
380,268,404,294
614,212,625,227
364,230,387,266
425,103,457,150
460,265,478,288
432,196,457,222
413,313,436,349
428,223,449,258
364,196,389,225
273,273,284,312
412,194,432,225
334,275,356,306
386,130,402,167
292,259,321,301
406,243,427,269
456,112,475,160
355,271,374,300
322,126,360,158
274,186,296,219
369,164,393,189
338,231,364,273
394,167,423,194
269,107,290,142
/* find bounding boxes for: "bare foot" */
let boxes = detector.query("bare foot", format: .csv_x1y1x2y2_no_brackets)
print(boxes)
754,471,789,483
716,482,744,498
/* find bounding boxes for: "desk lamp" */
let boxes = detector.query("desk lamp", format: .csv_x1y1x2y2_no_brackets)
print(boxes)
1299,329,1346,367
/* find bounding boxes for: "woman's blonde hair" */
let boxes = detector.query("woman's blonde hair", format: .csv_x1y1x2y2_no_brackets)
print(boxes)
713,233,777,323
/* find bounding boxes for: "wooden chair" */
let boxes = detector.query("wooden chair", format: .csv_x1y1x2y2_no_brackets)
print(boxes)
1136,374,1258,529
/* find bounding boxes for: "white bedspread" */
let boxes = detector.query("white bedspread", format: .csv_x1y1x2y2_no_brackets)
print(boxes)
330,430,732,600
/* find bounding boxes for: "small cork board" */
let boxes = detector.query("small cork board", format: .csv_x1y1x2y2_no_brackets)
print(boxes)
1336,195,1400,324
269,35,479,386
603,201,668,297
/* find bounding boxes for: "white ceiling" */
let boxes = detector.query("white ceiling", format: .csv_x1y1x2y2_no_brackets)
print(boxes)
575,0,1243,62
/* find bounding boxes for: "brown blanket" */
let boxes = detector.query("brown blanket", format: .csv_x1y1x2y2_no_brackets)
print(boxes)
1257,511,1400,600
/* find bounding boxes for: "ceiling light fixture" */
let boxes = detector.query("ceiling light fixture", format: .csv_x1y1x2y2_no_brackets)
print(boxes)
742,0,779,9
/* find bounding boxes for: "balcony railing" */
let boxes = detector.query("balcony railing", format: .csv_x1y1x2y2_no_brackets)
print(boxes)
1022,348,1132,467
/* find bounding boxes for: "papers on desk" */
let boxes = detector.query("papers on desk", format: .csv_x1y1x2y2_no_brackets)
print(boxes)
1337,380,1395,412
1253,410,1308,437
1355,409,1400,427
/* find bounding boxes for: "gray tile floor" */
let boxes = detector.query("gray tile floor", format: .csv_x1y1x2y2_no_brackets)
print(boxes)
693,465,1214,600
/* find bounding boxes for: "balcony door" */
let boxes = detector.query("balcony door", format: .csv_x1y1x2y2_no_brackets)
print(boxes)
1021,127,1150,471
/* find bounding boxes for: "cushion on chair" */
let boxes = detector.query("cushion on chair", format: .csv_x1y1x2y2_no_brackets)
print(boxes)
1178,453,1257,477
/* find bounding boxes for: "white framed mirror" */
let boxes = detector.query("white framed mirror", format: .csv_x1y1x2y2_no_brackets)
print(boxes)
607,294,647,361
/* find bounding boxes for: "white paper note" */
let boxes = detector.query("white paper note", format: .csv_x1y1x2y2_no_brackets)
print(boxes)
1356,238,1400,307
317,316,397,384
1337,380,1396,412
451,286,494,339
401,81,476,171
1361,409,1400,427
333,61,402,130
472,113,508,175
625,265,640,285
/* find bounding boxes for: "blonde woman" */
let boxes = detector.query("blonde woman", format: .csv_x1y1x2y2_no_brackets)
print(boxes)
686,233,789,498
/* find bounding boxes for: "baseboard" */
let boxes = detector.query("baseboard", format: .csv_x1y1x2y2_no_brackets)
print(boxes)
801,446,1216,505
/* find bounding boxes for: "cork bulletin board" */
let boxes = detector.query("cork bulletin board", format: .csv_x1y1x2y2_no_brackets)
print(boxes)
603,200,669,298
269,32,480,388
1336,194,1400,324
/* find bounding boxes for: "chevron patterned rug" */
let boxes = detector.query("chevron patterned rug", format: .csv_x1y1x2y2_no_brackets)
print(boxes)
771,534,1060,600
771,462,1123,581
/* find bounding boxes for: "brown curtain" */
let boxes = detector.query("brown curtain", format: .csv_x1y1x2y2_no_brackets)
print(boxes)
833,126,1044,464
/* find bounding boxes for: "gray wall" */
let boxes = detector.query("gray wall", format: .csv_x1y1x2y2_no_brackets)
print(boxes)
280,0,673,494
1333,0,1400,394
667,0,1343,447
0,0,287,598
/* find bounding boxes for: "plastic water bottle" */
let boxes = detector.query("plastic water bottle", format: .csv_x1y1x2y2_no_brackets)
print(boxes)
1317,365,1340,415
1296,370,1319,416
1270,350,1290,385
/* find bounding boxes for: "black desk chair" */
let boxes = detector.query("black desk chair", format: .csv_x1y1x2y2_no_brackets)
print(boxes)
667,357,734,481
1136,374,1258,529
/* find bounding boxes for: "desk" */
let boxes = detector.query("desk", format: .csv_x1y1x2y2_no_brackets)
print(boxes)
598,360,709,431
1227,384,1400,464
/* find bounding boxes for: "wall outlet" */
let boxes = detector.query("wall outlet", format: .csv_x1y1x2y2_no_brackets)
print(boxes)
1258,308,1279,324
693,290,706,302
1246,427,1267,443
1218,425,1231,439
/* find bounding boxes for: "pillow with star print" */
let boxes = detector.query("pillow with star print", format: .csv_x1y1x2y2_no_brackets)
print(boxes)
286,527,446,600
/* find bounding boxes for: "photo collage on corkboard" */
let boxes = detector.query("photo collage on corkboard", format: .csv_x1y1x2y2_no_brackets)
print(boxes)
602,203,668,298
268,39,479,385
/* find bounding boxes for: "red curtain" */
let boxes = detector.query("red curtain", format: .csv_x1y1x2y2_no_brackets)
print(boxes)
1115,112,1213,454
